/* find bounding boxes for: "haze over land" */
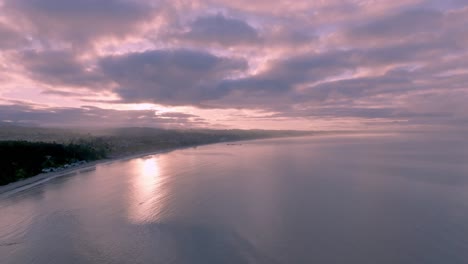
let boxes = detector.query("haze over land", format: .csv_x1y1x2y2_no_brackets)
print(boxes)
0,0,467,130
0,126,314,185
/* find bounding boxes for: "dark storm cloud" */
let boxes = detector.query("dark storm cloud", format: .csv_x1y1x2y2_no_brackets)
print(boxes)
99,49,247,105
3,0,155,46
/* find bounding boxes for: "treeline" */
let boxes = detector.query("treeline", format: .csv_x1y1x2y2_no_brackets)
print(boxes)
0,127,316,186
0,141,107,186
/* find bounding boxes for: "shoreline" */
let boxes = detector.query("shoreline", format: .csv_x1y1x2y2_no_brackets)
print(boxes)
0,145,191,198
0,135,316,198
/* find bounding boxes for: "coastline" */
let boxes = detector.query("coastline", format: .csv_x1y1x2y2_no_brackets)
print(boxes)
0,145,189,198
0,134,314,198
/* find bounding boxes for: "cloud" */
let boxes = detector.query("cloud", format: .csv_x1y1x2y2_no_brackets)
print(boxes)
0,0,468,130
214,49,357,102
304,72,412,101
263,25,317,47
0,22,28,49
3,0,156,47
178,14,259,46
0,103,208,128
339,5,468,50
99,49,247,105
13,50,107,88
348,8,443,40
165,13,317,48
265,107,450,120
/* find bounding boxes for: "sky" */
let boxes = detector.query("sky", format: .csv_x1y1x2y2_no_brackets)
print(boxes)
0,0,467,130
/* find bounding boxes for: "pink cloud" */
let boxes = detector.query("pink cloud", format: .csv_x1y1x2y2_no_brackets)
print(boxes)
0,0,467,130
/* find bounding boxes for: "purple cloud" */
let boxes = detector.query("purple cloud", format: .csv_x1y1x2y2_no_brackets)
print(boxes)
0,0,467,130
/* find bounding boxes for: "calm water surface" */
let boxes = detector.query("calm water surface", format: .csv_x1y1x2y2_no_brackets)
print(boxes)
1,133,468,263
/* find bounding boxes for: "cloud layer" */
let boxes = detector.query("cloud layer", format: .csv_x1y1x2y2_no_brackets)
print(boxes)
0,0,467,130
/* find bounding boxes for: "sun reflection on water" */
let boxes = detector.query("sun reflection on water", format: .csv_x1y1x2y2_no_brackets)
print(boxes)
142,157,159,179
127,156,164,223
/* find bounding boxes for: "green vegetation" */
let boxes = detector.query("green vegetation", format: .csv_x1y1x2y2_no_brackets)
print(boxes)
0,141,107,186
0,126,315,186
